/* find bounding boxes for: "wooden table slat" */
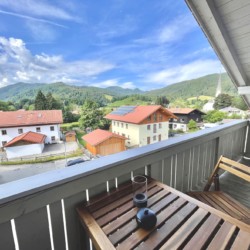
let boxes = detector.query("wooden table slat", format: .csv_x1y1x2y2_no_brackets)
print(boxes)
206,221,236,250
136,202,197,250
231,230,250,250
113,196,186,248
182,213,221,250
159,208,208,250
96,185,163,227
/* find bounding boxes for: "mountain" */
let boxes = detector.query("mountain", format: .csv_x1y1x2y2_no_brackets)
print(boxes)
0,73,237,105
146,73,237,100
0,82,144,104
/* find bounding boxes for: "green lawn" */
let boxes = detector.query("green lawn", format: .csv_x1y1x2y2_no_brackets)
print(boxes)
76,130,86,147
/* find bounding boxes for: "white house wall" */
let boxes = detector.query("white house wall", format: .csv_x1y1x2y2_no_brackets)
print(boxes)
112,121,169,147
0,124,61,147
6,143,44,159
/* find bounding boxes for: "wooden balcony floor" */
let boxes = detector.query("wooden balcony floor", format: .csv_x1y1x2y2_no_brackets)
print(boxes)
219,158,250,208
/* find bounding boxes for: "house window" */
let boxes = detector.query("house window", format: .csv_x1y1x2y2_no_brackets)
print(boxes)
153,135,156,141
158,134,161,141
2,141,7,146
1,130,7,135
147,125,151,130
159,123,162,129
127,135,130,139
159,115,163,121
147,137,150,144
154,113,157,121
18,128,23,134
126,124,128,129
122,133,125,137
181,118,185,122
153,124,157,133
51,136,56,142
147,116,151,121
113,121,116,126
117,122,120,127
50,126,55,131
121,123,124,128
36,127,41,132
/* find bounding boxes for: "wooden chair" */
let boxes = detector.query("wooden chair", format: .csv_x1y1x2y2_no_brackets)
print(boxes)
187,156,250,224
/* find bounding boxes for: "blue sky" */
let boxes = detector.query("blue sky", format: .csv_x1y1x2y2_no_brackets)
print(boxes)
0,0,223,90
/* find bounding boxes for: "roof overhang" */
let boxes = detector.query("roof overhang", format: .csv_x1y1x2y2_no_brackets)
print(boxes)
185,0,250,107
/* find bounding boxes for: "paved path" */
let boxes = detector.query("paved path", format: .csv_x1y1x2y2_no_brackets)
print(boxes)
0,159,68,185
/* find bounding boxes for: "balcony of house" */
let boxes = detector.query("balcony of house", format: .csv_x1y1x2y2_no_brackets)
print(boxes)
0,119,249,250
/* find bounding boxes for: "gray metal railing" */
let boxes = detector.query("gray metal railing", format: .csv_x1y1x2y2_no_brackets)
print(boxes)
0,120,248,250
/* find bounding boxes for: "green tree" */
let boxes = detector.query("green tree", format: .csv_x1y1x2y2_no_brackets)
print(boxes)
187,119,198,131
46,92,61,110
155,96,170,107
35,90,47,110
213,94,232,110
79,100,110,131
231,96,248,111
203,110,226,123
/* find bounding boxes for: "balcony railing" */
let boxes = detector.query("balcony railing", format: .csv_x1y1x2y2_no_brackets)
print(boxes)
0,120,248,250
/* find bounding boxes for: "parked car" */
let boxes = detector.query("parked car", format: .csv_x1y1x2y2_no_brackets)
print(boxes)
66,158,85,167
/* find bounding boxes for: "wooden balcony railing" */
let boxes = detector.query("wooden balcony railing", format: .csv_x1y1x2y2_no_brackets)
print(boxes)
0,120,248,250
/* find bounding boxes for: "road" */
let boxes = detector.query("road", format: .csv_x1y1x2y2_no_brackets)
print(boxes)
0,159,68,184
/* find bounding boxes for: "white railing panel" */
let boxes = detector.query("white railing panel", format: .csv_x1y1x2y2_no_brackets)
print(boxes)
64,191,87,250
49,200,66,250
15,206,51,250
0,221,15,250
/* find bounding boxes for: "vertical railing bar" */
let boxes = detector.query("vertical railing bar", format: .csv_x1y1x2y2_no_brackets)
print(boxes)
11,219,19,250
115,178,118,188
106,181,109,193
61,200,69,250
244,125,249,155
86,189,89,202
170,156,173,187
174,154,177,189
181,152,185,192
46,205,55,250
188,148,192,191
161,159,164,183
131,171,134,180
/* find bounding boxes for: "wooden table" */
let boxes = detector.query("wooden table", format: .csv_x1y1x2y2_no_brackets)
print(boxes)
77,178,250,250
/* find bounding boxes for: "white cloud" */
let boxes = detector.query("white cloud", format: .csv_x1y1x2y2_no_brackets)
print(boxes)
158,15,197,44
146,59,225,88
0,37,115,86
0,0,77,21
91,79,136,89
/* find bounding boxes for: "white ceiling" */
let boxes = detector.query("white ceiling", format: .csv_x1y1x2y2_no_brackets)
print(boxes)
186,0,250,107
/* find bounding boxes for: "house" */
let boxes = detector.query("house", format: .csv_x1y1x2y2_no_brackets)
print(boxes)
65,131,77,142
0,110,63,149
167,108,205,132
4,131,46,159
105,105,176,147
82,129,126,156
219,106,245,118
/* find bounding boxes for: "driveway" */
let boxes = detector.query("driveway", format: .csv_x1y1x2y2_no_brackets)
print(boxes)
42,141,79,155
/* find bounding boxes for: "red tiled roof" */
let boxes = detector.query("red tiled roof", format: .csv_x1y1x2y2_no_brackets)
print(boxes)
105,105,175,124
5,131,46,147
0,110,63,128
82,129,126,146
167,108,205,115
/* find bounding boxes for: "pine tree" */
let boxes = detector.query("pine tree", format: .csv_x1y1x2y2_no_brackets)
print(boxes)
34,90,47,110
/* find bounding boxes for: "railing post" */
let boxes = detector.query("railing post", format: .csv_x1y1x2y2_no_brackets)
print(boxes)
244,121,250,158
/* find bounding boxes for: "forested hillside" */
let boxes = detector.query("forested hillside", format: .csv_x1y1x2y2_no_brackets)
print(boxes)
146,73,236,101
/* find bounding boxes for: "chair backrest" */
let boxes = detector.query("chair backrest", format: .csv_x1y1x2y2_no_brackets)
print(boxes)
204,155,250,191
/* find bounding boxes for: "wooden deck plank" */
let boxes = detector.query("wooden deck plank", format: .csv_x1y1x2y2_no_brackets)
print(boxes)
109,194,182,244
182,214,221,250
159,208,208,250
231,230,250,250
206,221,236,250
136,203,197,250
